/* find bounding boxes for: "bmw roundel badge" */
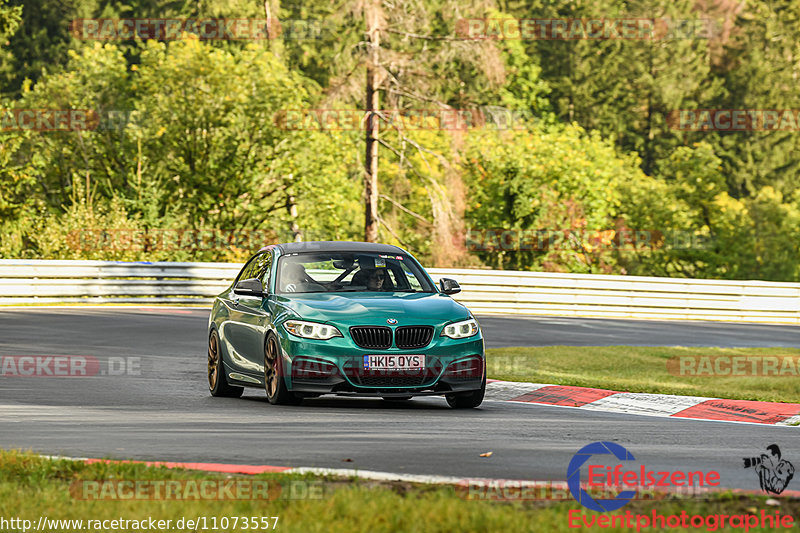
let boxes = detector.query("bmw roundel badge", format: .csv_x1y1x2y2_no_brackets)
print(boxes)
387,318,398,325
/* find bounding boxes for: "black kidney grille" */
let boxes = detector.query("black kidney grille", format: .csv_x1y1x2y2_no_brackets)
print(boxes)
394,326,434,349
350,326,392,349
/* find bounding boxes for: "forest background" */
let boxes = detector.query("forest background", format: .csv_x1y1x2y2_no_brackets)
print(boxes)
1,0,798,281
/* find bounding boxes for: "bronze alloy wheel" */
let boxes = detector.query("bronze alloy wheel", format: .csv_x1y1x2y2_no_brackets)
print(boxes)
264,335,302,405
264,335,279,398
208,329,243,398
208,329,220,391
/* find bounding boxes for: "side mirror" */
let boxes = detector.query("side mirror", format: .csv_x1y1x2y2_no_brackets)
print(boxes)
234,278,264,297
439,278,461,295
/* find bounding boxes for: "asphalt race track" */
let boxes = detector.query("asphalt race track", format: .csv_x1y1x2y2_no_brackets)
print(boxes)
0,307,798,491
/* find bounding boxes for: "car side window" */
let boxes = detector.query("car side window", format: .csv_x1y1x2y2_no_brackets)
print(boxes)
387,264,409,290
235,254,262,285
257,252,273,290
398,262,423,291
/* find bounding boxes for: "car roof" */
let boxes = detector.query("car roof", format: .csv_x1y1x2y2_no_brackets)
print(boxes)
269,241,407,255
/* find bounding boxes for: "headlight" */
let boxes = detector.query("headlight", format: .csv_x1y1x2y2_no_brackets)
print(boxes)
284,320,343,340
441,318,479,339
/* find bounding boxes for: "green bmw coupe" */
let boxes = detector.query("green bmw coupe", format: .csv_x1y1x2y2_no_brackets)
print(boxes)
207,241,486,408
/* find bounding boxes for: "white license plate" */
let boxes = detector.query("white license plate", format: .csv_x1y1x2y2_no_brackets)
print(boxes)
363,354,425,370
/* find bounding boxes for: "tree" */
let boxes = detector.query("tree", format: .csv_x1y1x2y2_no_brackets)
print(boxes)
617,142,800,281
2,39,360,260
714,0,800,199
364,0,380,242
522,0,722,176
462,123,646,273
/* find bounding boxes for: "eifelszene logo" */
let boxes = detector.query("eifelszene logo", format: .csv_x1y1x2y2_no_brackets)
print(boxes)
567,442,721,512
568,442,638,512
743,445,795,495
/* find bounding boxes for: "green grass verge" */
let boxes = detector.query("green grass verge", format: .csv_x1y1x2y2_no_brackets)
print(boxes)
486,346,800,403
1,451,797,532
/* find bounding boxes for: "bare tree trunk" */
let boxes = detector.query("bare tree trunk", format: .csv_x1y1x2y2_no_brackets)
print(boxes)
263,0,282,58
286,194,301,242
364,0,380,242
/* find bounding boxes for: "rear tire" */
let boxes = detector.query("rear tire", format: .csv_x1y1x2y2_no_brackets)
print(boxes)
445,366,486,409
208,329,244,398
264,334,302,406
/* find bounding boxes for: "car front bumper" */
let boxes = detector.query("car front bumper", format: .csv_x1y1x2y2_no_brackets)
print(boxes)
279,334,485,396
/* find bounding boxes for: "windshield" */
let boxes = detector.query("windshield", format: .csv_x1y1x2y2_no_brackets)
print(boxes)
276,251,435,294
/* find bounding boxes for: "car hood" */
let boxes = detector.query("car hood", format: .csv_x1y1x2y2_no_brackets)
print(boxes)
274,292,471,326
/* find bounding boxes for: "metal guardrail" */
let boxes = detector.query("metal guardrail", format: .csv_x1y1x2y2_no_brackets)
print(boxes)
1,259,799,324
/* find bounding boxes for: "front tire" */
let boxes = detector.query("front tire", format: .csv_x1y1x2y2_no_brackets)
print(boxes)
264,334,302,405
445,366,486,409
208,329,244,398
